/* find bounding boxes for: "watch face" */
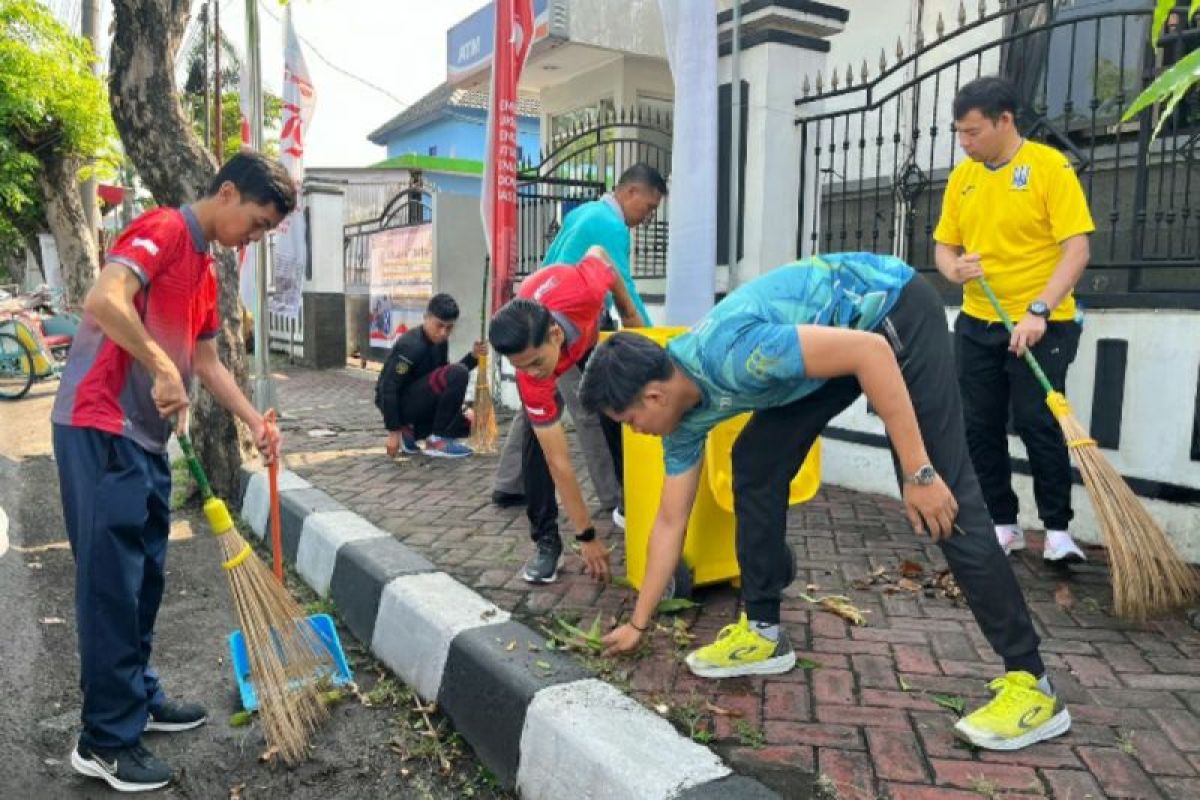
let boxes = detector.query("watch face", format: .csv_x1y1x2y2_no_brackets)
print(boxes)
915,465,937,485
1030,302,1049,316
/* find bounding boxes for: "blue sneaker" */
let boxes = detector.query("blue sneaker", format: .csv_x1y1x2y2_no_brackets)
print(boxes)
399,426,420,455
423,435,473,458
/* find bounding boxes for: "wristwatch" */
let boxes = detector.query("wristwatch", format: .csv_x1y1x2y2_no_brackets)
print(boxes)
905,464,938,486
1027,300,1051,319
575,526,597,543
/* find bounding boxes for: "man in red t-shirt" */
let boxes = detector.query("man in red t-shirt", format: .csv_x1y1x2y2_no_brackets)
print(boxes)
488,246,643,584
51,151,295,793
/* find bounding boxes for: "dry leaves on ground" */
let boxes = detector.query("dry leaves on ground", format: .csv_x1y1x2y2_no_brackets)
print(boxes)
850,560,964,604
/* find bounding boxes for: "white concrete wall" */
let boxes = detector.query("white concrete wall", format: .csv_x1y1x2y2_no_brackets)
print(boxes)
304,186,346,295
821,307,1200,560
432,192,488,361
566,0,667,59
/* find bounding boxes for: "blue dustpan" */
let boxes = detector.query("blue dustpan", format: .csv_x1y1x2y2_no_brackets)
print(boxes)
228,613,353,712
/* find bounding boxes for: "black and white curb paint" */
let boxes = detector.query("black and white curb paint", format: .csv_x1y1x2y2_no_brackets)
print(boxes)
239,468,780,799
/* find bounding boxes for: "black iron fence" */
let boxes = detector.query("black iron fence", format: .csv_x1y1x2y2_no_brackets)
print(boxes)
516,104,673,279
795,0,1200,308
343,182,433,290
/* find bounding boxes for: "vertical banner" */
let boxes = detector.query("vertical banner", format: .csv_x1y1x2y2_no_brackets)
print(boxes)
481,0,534,313
237,48,257,309
271,5,316,320
367,224,434,349
658,0,718,325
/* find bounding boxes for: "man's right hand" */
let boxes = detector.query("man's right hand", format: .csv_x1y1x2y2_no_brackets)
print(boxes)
946,252,984,284
152,362,189,421
386,430,402,458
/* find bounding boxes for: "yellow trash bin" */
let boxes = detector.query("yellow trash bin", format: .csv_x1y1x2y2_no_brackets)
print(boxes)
616,327,821,594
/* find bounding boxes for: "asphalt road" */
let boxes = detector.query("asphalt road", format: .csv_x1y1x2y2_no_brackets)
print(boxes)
0,382,509,799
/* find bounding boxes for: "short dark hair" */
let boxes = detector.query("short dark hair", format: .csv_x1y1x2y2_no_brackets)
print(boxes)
579,331,674,414
616,163,668,196
952,76,1019,123
207,150,297,217
488,298,553,355
426,293,459,321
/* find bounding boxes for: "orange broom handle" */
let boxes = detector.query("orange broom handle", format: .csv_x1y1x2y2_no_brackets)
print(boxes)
265,409,284,584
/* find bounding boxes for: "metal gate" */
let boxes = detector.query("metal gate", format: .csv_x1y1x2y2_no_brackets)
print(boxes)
516,104,673,280
343,181,434,360
795,0,1200,307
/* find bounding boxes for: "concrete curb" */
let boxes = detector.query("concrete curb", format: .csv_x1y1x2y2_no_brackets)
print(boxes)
239,467,780,799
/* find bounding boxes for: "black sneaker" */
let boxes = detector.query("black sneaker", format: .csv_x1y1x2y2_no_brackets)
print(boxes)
145,700,207,732
492,490,525,508
71,741,171,792
522,537,562,584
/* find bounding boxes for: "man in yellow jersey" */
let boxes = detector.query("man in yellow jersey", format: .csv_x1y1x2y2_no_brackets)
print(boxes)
934,76,1094,565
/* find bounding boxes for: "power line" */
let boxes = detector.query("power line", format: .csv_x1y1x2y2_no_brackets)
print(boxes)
254,0,408,109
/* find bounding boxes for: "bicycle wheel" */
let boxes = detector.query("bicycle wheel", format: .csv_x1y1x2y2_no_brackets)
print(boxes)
0,331,35,400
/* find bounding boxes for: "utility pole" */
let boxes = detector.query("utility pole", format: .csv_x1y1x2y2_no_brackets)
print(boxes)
246,0,272,411
201,3,210,148
214,0,223,160
80,0,100,244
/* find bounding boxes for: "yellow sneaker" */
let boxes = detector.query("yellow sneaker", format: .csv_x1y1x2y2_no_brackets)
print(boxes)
954,671,1071,750
685,613,796,678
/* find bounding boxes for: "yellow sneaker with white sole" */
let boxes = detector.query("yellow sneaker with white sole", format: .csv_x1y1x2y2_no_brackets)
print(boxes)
685,613,796,679
954,671,1071,750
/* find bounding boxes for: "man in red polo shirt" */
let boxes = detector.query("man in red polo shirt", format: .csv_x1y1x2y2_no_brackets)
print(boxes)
488,245,644,584
52,151,294,793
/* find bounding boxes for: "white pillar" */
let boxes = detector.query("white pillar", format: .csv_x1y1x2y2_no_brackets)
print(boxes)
718,4,845,282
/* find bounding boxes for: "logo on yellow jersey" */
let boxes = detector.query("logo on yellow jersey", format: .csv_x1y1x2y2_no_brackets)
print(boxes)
1012,165,1032,190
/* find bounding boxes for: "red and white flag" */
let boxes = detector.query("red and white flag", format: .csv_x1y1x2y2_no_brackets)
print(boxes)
481,0,534,313
271,4,316,320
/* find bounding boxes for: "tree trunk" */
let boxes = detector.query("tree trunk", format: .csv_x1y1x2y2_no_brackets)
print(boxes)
36,149,98,306
109,0,255,503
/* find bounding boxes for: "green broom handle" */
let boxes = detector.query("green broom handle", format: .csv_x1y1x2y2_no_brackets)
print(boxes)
176,432,215,501
974,276,1057,398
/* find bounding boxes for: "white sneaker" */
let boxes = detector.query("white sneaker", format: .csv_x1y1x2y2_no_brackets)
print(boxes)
996,525,1026,555
1043,530,1086,564
612,507,626,531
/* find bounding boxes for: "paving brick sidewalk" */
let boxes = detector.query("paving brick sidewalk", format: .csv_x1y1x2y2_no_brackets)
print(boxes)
274,364,1200,800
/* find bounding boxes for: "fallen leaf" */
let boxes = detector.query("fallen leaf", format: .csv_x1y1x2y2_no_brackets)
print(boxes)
797,657,822,670
258,746,279,763
480,608,498,621
505,640,517,652
850,577,874,591
897,578,922,593
39,617,65,625
805,583,820,592
705,701,745,718
932,693,966,716
610,576,635,589
1054,583,1075,610
656,598,701,614
654,703,670,715
899,677,912,692
899,559,925,579
229,784,246,800
526,641,540,652
229,711,253,727
535,660,553,670
870,566,888,579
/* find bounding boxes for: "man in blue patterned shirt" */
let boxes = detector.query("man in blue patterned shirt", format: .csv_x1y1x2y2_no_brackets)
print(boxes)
579,253,1068,753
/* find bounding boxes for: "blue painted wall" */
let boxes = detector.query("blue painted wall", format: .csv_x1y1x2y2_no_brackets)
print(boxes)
383,109,540,164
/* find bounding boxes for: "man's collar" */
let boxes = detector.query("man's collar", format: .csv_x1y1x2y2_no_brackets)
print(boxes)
180,206,209,253
601,192,624,223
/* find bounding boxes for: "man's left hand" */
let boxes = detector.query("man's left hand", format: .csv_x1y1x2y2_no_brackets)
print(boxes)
1009,313,1047,356
250,415,281,465
472,340,489,359
579,539,611,582
903,477,959,542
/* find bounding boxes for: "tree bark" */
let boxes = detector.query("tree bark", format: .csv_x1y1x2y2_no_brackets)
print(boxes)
36,149,98,306
109,0,255,503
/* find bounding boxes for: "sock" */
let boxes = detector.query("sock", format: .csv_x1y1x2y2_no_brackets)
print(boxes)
1037,674,1055,696
751,621,779,641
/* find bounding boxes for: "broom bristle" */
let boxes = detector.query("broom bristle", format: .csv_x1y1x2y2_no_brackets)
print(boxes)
219,530,335,764
469,357,499,453
1056,412,1200,619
